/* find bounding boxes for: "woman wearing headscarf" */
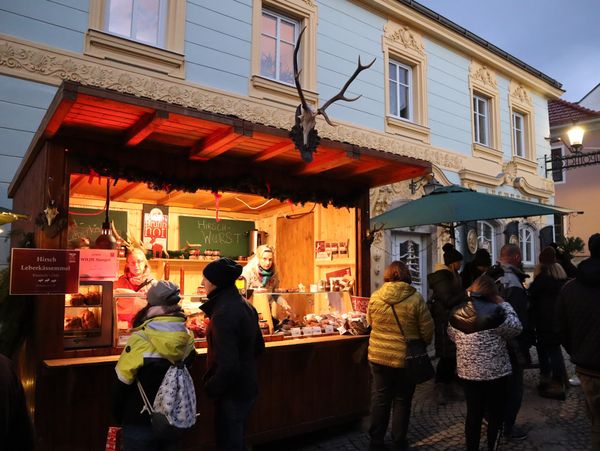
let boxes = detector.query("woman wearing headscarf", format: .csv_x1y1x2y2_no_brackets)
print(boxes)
449,275,522,451
367,261,434,451
427,242,467,404
529,246,569,400
113,280,196,451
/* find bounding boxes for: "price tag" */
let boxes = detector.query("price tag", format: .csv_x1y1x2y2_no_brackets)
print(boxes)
311,326,322,335
337,326,347,335
324,325,334,334
290,327,302,337
301,327,313,336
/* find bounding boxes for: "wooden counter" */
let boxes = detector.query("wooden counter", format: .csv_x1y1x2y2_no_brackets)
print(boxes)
37,335,370,450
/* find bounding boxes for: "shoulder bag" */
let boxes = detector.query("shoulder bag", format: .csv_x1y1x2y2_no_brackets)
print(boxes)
390,304,434,385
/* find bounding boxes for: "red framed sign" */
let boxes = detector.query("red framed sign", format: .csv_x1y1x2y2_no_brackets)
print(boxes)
10,248,80,295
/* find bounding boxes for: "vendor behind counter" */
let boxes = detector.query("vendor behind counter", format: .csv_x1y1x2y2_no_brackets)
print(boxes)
114,248,155,328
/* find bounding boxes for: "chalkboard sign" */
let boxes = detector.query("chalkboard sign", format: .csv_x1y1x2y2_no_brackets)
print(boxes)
178,216,255,258
68,207,128,245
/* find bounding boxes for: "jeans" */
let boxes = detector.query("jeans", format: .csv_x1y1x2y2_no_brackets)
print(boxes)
578,370,600,451
536,343,567,383
215,394,256,451
122,424,181,451
504,364,524,433
369,362,416,449
435,356,456,384
462,377,507,451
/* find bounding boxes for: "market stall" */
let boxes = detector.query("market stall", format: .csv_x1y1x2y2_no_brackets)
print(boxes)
8,82,430,450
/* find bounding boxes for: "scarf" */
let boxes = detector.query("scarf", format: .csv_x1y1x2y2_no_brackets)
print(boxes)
258,265,273,287
125,267,153,292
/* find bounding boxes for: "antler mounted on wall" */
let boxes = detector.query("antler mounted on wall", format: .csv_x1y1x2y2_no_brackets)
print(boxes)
290,27,376,162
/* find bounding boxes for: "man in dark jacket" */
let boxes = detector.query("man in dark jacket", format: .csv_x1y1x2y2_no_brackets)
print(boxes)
557,233,600,451
497,244,531,441
201,258,265,451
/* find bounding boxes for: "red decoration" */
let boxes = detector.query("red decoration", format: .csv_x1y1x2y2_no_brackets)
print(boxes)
213,191,222,222
88,169,101,185
287,199,295,213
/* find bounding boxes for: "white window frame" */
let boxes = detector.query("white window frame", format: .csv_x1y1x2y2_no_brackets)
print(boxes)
477,220,496,261
519,224,536,266
104,0,168,48
389,60,413,121
473,94,490,146
260,9,299,86
512,111,526,158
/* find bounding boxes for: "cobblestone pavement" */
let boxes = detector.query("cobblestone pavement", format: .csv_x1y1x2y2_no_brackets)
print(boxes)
255,357,591,451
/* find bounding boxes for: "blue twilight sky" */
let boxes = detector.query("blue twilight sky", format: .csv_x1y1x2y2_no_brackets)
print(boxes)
416,0,600,102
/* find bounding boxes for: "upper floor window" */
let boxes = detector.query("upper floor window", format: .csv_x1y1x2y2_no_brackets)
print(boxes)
477,220,496,261
512,111,526,157
260,10,299,85
389,60,412,121
519,224,535,266
551,146,565,183
105,0,167,48
473,94,489,146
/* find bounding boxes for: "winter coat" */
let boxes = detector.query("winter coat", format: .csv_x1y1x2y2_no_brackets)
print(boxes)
0,354,34,451
557,257,600,373
448,301,522,381
200,285,265,399
427,264,467,358
112,315,196,426
461,261,485,290
529,273,566,345
367,281,434,368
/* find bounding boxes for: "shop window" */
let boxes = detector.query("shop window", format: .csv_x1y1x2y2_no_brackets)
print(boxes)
519,224,536,266
551,146,565,183
250,0,317,106
512,111,526,158
477,220,496,261
85,0,186,78
383,21,429,143
469,62,502,162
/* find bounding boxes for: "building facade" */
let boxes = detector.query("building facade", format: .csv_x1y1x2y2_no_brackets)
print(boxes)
0,0,562,289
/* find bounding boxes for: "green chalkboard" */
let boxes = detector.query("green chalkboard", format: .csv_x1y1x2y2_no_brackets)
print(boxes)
68,207,128,244
178,216,255,258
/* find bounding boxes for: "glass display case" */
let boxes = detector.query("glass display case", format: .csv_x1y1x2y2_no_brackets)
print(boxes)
64,281,113,348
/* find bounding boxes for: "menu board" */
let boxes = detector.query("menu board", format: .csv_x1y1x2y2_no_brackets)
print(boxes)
178,216,255,258
68,207,128,245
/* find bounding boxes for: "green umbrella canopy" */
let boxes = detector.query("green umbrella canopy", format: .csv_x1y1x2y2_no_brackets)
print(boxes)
371,185,578,230
0,207,28,226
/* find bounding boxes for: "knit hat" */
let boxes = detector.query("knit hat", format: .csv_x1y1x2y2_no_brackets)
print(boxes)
443,243,463,265
203,257,243,287
539,246,557,265
147,280,181,306
473,248,492,268
589,233,600,258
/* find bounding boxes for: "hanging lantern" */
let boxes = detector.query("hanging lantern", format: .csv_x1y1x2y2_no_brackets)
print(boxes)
95,178,117,249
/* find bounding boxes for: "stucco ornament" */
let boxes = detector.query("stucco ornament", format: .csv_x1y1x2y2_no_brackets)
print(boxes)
384,23,425,54
511,84,532,105
502,161,519,184
471,64,497,88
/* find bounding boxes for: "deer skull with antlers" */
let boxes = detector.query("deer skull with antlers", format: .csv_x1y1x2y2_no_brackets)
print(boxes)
290,27,375,162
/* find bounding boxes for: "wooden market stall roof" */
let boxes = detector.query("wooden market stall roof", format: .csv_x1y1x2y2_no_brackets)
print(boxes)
9,82,430,207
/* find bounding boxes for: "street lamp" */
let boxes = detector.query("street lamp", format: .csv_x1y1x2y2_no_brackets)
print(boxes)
566,125,585,153
409,173,443,195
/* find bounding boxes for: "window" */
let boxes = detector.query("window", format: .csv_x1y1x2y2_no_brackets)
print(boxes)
85,0,186,78
512,111,526,157
477,221,496,261
519,225,535,266
553,214,564,242
382,21,429,143
473,94,489,146
105,0,167,47
250,0,317,106
389,60,412,120
260,10,298,85
551,146,565,183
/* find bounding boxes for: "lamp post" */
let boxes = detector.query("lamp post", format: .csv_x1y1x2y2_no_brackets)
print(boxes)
409,173,443,195
566,124,585,153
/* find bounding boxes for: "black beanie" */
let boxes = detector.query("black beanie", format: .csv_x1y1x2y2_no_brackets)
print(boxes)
443,243,463,265
203,257,243,287
472,248,491,267
589,233,600,258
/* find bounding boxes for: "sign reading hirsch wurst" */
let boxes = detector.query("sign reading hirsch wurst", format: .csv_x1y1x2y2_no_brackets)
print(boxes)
10,248,80,295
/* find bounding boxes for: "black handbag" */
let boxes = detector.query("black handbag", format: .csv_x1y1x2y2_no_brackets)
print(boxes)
391,304,434,385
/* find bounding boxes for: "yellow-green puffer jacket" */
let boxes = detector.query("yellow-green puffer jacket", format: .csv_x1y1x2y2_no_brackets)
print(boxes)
367,281,434,368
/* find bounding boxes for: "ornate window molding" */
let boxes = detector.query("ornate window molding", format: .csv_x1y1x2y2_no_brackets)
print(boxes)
383,21,429,143
250,0,318,107
469,62,502,162
508,80,536,173
85,0,185,79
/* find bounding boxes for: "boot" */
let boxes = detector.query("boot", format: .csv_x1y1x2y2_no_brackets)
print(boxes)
539,381,566,400
435,383,447,405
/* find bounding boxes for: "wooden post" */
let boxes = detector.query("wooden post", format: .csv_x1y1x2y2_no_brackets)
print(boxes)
355,190,370,297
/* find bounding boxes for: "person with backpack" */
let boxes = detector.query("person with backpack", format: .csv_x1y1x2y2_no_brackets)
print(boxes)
449,275,522,451
200,258,265,451
113,280,196,451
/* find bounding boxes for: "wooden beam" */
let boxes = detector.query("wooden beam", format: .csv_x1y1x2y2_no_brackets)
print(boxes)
297,152,353,175
253,141,295,162
111,182,142,201
44,91,77,138
190,125,251,160
157,190,189,205
346,159,387,176
69,174,87,194
124,110,169,147
193,192,235,210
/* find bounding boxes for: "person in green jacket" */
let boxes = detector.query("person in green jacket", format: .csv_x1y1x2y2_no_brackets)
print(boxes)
367,261,434,451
